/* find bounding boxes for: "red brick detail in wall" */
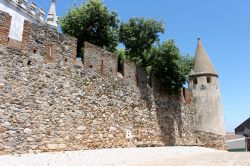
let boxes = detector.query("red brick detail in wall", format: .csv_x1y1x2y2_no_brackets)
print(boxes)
100,59,104,75
21,20,32,51
44,44,56,63
0,13,11,47
71,38,77,59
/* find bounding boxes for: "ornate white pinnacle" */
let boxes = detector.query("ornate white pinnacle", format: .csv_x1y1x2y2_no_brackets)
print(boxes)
47,0,58,28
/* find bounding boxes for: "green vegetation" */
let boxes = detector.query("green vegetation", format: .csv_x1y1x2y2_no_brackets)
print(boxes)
119,17,164,67
152,40,194,93
60,0,119,56
60,0,194,94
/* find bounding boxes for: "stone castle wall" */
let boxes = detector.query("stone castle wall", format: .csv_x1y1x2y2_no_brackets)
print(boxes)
0,10,77,62
0,45,198,154
84,42,118,76
0,10,225,154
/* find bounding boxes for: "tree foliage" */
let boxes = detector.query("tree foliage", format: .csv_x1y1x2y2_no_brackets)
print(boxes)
60,1,194,94
116,48,126,73
60,0,119,56
116,48,126,61
119,18,193,93
152,40,194,94
119,17,164,67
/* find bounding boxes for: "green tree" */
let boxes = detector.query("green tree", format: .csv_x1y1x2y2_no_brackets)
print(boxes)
152,40,194,94
116,48,126,61
119,17,164,67
60,0,119,57
179,55,195,78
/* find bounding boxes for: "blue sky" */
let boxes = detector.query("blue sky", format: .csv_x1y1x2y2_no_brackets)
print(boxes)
35,0,250,132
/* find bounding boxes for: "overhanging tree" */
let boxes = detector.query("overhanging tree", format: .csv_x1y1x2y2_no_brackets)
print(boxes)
119,17,164,67
60,0,119,57
152,40,194,94
61,2,193,94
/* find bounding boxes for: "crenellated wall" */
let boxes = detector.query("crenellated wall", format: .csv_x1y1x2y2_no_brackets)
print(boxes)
84,42,118,76
20,20,77,62
0,45,200,155
0,10,77,63
0,10,225,155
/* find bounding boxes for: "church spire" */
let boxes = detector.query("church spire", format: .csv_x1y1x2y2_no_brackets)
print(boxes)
47,0,58,28
191,38,218,77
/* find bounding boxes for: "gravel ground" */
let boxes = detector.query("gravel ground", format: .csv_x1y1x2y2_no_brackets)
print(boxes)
134,152,250,166
0,146,222,166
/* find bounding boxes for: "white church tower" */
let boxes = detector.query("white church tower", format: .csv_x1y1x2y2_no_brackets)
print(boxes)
46,0,58,28
189,38,225,136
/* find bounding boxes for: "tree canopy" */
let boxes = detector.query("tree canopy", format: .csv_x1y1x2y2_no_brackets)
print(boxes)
60,0,194,94
152,40,194,93
119,18,193,93
119,17,164,67
60,0,119,56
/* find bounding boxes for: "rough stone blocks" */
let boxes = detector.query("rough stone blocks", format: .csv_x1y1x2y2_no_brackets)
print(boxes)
0,11,11,47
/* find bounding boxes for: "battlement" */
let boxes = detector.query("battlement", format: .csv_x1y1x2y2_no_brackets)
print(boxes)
0,10,77,63
0,9,182,95
84,42,118,76
0,9,142,91
84,42,156,95
0,9,226,155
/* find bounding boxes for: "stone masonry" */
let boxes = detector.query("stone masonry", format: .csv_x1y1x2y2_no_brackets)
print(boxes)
0,11,11,47
0,10,225,154
0,45,199,154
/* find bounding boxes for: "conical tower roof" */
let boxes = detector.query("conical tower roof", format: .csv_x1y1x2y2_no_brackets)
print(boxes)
191,38,218,77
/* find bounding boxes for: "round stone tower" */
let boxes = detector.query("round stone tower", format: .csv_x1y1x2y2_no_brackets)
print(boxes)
189,38,225,136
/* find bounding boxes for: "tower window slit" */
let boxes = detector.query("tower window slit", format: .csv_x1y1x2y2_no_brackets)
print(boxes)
193,78,198,84
207,77,211,83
